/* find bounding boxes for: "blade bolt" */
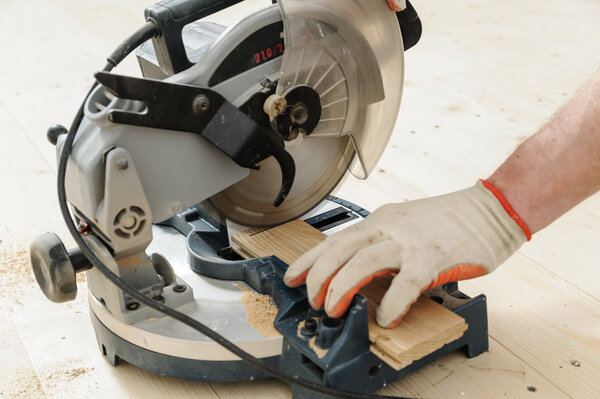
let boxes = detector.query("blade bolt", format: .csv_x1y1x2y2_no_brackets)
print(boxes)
291,103,309,125
193,95,210,113
173,284,187,293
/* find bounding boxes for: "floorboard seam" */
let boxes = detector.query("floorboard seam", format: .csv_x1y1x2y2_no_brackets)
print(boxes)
517,251,600,303
489,336,573,399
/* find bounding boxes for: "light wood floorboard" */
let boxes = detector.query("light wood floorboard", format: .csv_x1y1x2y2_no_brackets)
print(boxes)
1,0,599,398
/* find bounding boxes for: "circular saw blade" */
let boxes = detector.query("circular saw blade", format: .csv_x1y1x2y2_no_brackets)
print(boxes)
208,44,355,226
205,0,404,227
207,134,354,227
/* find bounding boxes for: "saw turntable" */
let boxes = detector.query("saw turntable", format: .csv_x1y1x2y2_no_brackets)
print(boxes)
29,1,488,397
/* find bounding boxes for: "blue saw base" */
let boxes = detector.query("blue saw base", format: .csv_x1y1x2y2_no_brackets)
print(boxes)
91,197,489,398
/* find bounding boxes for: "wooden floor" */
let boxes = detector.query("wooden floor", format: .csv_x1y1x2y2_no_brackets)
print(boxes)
1,0,599,398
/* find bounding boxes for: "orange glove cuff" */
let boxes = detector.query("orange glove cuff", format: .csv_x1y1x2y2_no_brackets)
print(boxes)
480,179,532,241
387,0,404,12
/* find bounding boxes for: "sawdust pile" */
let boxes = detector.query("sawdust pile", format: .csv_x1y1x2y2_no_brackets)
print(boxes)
237,284,281,338
2,367,45,399
0,247,34,285
308,337,328,359
0,245,35,305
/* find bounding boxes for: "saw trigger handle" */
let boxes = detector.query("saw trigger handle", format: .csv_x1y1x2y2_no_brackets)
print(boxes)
145,0,246,75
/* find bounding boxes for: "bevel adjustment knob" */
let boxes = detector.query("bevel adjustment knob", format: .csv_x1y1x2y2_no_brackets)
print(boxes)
30,232,91,303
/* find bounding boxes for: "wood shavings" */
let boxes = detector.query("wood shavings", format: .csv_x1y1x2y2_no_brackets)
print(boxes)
308,336,328,359
44,366,95,389
0,246,33,285
297,318,328,359
236,284,281,338
0,245,35,305
1,367,45,399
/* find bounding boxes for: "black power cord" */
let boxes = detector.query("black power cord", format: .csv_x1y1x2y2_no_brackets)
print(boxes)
57,21,420,399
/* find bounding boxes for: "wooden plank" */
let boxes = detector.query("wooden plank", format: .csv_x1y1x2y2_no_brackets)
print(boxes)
232,220,324,265
232,219,468,370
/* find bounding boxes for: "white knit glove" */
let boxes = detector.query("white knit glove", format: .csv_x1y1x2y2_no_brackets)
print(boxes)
284,181,531,328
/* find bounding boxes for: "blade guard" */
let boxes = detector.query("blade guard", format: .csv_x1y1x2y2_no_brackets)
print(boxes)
277,0,404,179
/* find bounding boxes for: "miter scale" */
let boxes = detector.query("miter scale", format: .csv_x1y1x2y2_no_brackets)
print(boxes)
29,1,489,398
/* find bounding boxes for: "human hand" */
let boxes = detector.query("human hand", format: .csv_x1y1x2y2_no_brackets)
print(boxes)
284,181,530,328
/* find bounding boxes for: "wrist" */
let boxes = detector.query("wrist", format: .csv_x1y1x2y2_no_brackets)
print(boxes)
479,179,532,241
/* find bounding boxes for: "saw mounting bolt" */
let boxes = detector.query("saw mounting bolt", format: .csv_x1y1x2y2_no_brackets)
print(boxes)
193,95,210,113
173,284,187,293
115,159,129,170
150,284,164,302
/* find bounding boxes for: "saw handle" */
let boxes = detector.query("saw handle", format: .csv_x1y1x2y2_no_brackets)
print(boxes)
145,0,246,75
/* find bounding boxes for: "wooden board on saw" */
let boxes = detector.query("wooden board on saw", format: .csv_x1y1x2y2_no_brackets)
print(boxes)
231,219,469,370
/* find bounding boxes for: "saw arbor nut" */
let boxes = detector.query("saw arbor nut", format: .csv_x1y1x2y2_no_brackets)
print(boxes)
275,86,322,141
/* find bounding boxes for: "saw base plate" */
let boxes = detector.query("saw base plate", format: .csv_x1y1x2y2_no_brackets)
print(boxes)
89,197,489,398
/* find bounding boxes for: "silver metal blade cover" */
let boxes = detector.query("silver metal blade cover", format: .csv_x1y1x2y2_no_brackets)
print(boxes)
208,1,404,226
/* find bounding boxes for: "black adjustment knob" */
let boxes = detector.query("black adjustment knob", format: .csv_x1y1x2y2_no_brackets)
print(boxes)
30,233,92,303
46,124,68,146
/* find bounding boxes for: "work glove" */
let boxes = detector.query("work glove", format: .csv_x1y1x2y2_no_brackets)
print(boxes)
387,0,407,12
284,181,531,328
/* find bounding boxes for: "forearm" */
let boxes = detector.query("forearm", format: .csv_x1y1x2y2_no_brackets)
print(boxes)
488,70,600,234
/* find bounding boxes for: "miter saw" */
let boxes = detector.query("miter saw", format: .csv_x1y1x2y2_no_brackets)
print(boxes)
29,1,489,398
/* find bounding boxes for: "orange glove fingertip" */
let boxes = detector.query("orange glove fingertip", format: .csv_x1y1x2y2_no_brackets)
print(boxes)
284,269,309,287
